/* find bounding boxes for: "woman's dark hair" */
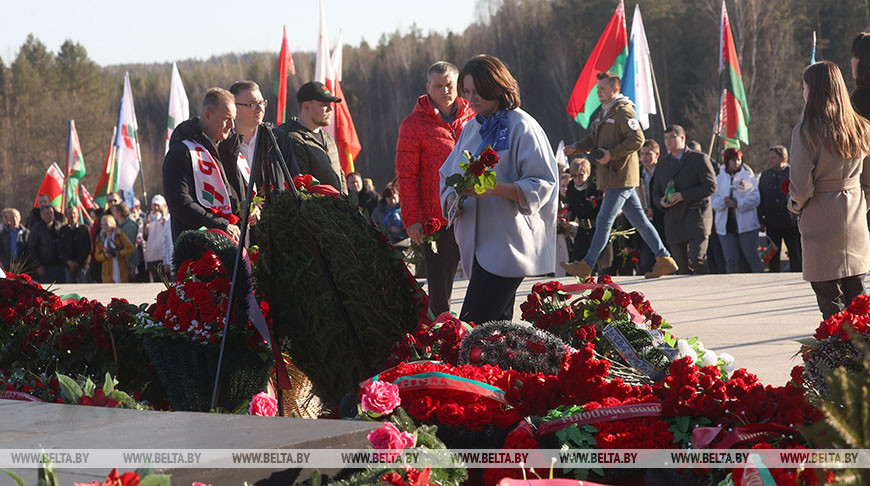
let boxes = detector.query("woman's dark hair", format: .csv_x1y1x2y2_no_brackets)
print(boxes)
722,148,743,165
458,55,521,110
852,32,870,88
382,186,395,200
802,61,870,158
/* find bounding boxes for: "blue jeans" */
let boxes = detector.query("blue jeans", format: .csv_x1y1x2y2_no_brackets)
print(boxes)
584,188,669,267
720,230,765,273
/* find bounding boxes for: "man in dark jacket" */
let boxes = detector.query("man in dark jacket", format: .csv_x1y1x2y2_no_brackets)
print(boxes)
637,140,667,274
228,80,300,203
58,205,92,283
759,145,801,272
163,88,246,241
280,81,347,194
28,206,64,283
27,194,63,229
346,172,380,214
0,208,29,273
652,125,717,274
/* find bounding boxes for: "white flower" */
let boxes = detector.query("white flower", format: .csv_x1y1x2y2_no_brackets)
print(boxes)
676,339,697,363
719,352,736,377
698,349,718,368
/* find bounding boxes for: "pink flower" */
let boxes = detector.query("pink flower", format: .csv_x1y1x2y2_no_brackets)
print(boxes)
249,392,278,417
367,422,415,450
192,483,213,486
361,380,401,415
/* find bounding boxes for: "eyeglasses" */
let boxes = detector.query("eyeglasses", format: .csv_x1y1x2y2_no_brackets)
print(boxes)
236,100,268,110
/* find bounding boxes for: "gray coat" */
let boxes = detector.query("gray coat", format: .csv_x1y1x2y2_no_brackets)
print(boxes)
652,149,717,245
788,122,870,282
439,109,558,278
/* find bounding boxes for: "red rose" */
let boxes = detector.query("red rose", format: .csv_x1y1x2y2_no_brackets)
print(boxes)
596,303,611,320
462,402,493,430
468,160,485,177
407,395,438,420
479,148,500,168
848,294,870,315
589,287,606,301
436,402,465,427
422,218,442,235
780,178,791,194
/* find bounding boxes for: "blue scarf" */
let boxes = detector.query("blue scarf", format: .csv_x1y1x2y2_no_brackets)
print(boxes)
476,109,511,155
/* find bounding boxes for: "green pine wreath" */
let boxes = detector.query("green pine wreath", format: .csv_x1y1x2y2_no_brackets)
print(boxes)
254,189,426,406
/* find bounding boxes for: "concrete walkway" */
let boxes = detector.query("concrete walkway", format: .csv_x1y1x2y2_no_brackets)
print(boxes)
55,272,825,387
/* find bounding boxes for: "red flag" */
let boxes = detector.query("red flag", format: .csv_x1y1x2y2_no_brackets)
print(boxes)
275,26,296,126
331,78,361,174
565,0,628,128
79,185,98,210
34,163,65,209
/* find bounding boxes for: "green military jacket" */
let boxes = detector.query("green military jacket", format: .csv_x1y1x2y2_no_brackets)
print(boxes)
574,96,644,190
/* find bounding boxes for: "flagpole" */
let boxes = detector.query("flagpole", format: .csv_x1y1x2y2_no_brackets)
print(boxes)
61,120,72,212
134,126,148,207
648,59,667,129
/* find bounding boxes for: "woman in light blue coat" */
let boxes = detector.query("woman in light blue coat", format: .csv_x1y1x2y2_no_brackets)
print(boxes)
439,55,558,324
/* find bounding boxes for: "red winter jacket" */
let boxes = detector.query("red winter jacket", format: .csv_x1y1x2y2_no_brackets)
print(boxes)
395,95,475,227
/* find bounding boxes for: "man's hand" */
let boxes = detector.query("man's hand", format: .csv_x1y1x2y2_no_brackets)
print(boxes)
644,207,653,219
660,192,683,208
37,266,46,278
597,148,612,164
66,261,78,271
407,223,424,245
462,187,492,199
226,224,241,241
249,206,261,226
564,145,577,157
725,197,737,208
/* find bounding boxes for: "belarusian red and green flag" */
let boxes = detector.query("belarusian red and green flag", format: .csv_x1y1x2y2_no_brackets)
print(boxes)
33,163,64,210
62,120,86,210
274,26,296,126
566,0,628,128
715,0,750,147
94,127,118,208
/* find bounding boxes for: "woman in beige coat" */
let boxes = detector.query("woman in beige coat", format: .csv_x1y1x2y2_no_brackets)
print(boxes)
789,61,870,319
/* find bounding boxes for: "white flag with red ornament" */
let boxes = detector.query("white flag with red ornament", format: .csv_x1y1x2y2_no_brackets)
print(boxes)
314,0,336,139
114,72,142,193
166,62,190,154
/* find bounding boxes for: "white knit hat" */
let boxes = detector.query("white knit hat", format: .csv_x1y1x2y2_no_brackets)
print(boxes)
151,194,166,206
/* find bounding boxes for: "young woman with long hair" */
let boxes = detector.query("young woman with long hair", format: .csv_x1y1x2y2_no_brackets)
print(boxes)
789,61,870,318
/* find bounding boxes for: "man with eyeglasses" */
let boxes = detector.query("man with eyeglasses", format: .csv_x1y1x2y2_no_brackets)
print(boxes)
228,81,299,220
280,81,347,194
163,88,246,241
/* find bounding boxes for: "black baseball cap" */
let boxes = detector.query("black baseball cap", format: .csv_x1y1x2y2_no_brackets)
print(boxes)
296,81,342,103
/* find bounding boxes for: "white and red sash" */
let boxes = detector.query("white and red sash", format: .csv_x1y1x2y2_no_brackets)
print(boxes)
185,140,234,218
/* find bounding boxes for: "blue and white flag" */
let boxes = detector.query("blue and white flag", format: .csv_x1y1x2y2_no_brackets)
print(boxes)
620,4,656,130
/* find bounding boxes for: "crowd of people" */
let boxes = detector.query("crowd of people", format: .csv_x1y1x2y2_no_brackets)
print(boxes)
0,192,174,284
5,32,870,322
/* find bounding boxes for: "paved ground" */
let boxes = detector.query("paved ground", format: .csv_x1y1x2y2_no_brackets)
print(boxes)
55,272,828,387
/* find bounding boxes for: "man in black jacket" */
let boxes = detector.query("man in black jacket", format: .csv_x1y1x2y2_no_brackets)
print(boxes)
228,80,300,206
58,205,92,283
28,206,64,283
280,81,348,194
759,145,801,272
0,208,29,273
652,125,717,274
163,88,246,241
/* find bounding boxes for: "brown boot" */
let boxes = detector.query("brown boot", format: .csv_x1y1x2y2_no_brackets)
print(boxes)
560,260,592,279
645,256,679,278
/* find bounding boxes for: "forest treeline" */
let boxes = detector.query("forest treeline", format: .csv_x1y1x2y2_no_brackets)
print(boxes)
1,0,868,212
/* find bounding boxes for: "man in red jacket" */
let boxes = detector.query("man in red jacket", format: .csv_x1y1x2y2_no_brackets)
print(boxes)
396,61,476,315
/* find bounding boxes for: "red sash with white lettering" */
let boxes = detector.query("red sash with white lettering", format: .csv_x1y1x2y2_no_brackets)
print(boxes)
185,140,234,219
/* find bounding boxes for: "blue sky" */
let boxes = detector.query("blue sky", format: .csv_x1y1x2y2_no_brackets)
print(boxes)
1,0,479,66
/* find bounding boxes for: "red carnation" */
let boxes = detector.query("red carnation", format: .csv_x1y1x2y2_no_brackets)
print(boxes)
468,160,485,177
780,178,791,194
479,147,500,168
436,402,465,427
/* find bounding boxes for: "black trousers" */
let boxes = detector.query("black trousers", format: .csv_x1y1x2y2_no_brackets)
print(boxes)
766,227,802,272
424,226,461,315
811,275,865,320
459,258,524,325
